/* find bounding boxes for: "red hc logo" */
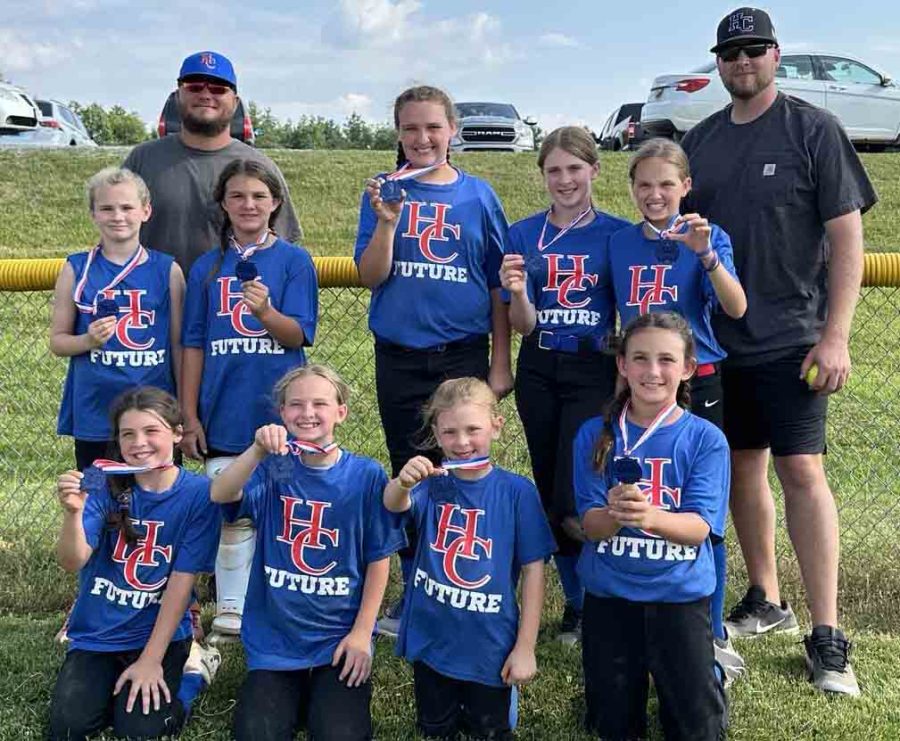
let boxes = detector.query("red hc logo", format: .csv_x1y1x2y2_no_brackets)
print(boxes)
635,458,682,536
111,520,173,591
277,497,340,576
200,53,216,69
100,289,156,350
626,265,678,314
430,504,493,589
402,202,461,264
216,277,267,337
542,255,598,309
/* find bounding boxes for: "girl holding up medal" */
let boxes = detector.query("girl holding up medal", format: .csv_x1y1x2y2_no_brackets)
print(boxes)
354,85,511,636
210,365,405,741
573,312,728,740
181,158,318,641
51,167,184,471
384,377,555,740
607,137,747,683
499,126,629,645
49,387,220,740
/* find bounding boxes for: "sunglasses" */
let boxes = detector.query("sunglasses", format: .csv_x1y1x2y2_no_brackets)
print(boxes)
180,81,232,96
718,43,774,62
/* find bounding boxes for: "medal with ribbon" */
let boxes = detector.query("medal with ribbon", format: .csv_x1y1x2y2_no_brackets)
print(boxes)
441,455,491,471
379,160,447,203
537,206,594,252
72,243,146,315
612,400,679,484
230,229,272,282
644,215,686,264
271,440,340,482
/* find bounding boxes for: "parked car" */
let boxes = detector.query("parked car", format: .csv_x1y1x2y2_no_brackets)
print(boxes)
31,99,97,146
0,82,40,133
597,102,644,151
641,52,900,148
157,90,255,144
450,102,536,152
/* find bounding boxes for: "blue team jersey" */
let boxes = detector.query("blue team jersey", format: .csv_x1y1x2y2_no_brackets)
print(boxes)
573,411,728,603
223,450,405,671
505,209,630,338
608,223,738,364
57,249,175,441
397,467,556,687
67,469,220,652
181,239,318,453
353,170,507,349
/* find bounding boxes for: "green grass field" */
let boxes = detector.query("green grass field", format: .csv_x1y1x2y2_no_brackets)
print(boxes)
0,149,899,739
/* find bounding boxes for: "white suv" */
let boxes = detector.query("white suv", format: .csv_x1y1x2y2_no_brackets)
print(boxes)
0,82,40,133
451,102,536,153
641,52,900,148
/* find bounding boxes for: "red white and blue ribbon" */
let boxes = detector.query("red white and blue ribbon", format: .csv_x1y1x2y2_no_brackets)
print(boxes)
384,159,447,183
618,401,679,457
229,228,273,261
286,440,339,457
72,243,146,314
90,458,174,474
644,214,686,240
537,206,593,252
441,455,491,471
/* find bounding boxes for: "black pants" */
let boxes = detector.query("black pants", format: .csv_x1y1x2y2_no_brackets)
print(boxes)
413,661,512,740
233,663,372,741
581,593,725,741
688,368,723,430
48,637,190,741
514,338,617,556
74,439,114,471
374,336,490,477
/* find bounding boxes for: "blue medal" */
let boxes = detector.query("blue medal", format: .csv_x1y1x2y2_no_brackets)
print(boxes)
94,298,120,320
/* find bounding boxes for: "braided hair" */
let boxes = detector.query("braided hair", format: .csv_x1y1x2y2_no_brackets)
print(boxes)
593,312,694,472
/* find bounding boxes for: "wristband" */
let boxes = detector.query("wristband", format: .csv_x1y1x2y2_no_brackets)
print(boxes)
703,253,720,273
696,245,714,259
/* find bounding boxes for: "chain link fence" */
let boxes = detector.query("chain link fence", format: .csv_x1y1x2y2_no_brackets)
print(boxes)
1,261,899,628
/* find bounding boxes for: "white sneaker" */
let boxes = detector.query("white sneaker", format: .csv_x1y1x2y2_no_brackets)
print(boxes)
184,641,222,686
714,632,746,688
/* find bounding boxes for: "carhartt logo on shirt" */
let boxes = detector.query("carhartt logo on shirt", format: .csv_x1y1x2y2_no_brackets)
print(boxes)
763,164,776,176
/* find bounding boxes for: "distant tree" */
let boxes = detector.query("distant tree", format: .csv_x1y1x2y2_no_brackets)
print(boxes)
371,122,397,151
530,122,545,148
247,102,286,148
343,112,374,149
68,101,148,145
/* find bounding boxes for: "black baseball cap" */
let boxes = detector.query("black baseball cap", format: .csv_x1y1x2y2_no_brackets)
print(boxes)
711,7,778,53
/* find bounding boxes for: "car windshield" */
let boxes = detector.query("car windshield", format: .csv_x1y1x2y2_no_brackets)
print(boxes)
37,101,53,116
456,103,518,119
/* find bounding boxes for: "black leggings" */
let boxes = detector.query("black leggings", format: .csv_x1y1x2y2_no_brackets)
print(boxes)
48,638,190,741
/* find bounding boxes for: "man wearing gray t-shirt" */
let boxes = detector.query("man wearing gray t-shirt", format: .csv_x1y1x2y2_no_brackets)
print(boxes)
124,51,303,644
124,50,301,274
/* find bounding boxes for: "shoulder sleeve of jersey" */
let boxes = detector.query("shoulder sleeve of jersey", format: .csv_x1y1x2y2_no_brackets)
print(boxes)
180,254,214,348
362,460,406,562
573,416,609,517
679,418,730,538
279,242,319,346
172,475,222,574
511,473,556,565
804,105,878,220
222,463,267,525
81,488,112,550
353,191,378,266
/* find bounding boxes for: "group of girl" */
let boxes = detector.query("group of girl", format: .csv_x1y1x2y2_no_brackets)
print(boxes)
48,81,747,740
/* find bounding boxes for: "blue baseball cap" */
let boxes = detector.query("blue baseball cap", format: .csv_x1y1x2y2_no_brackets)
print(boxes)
178,51,237,90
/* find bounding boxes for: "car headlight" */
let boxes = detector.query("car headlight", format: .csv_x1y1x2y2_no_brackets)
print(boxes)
450,134,461,145
516,124,534,143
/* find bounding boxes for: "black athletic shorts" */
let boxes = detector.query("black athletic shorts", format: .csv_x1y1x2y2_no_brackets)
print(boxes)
722,347,827,456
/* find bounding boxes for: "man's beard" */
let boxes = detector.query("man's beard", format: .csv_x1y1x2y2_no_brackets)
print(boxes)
180,104,232,137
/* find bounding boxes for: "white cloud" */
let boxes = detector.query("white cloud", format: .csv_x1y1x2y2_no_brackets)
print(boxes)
539,32,580,48
275,93,377,122
324,0,422,47
0,31,72,74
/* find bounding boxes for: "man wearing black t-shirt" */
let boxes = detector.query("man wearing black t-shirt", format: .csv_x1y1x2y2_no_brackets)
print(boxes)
682,7,877,696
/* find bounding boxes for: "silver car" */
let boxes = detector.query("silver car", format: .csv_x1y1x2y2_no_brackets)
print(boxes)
0,82,39,133
641,52,900,148
0,99,97,148
451,102,536,153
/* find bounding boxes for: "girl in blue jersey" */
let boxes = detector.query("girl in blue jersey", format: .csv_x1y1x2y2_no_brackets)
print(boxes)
210,365,405,741
355,84,512,636
500,126,629,645
608,137,747,683
181,158,318,639
574,313,727,740
385,377,555,739
51,167,184,471
49,387,220,741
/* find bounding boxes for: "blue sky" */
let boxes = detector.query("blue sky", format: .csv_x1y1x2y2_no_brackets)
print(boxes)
4,0,900,135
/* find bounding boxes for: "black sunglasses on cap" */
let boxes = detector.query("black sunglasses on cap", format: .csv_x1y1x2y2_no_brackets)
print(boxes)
718,43,775,62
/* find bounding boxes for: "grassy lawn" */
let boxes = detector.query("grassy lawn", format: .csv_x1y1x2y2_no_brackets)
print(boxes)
0,149,898,739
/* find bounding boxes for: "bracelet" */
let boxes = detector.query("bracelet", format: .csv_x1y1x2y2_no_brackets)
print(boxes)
703,253,720,273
